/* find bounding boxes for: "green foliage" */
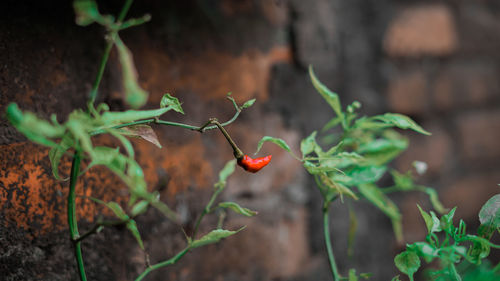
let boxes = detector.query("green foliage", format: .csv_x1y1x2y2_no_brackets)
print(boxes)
479,194,500,229
160,93,184,114
190,228,244,249
394,251,421,281
241,98,256,109
265,66,446,280
218,202,258,217
395,197,500,281
255,136,294,156
5,1,259,280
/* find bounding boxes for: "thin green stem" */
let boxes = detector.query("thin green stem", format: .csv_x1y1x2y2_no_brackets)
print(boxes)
88,41,113,107
323,200,341,281
89,97,242,137
192,187,222,238
449,263,462,281
88,0,134,107
117,0,134,22
135,247,190,281
210,119,244,159
68,150,87,281
75,218,130,243
493,261,500,273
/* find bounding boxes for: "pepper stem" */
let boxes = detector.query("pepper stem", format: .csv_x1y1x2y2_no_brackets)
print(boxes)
204,118,244,159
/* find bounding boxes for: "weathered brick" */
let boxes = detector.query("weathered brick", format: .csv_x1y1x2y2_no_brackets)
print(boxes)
384,5,458,57
457,110,500,161
432,62,500,111
387,70,429,115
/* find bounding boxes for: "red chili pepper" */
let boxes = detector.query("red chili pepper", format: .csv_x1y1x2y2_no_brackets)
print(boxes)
237,155,272,173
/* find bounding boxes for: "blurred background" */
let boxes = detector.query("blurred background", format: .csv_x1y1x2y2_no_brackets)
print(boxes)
1,0,500,280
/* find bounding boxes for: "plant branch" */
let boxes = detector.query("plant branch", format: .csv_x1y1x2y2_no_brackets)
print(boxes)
68,150,87,281
135,247,191,281
89,95,243,136
323,200,341,281
88,0,135,107
74,218,129,243
192,187,223,238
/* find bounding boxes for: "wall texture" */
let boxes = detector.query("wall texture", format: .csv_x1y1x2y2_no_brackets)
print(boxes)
1,0,500,280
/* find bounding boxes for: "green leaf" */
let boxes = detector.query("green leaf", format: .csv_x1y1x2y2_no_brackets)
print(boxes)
301,131,318,157
357,138,408,166
320,173,358,201
241,98,256,109
160,93,184,114
372,113,431,135
120,125,162,148
105,201,129,220
190,228,244,249
214,159,236,190
358,183,402,241
407,242,439,263
468,235,491,263
322,117,342,132
73,0,100,26
391,170,413,191
100,107,172,125
149,196,178,223
126,219,144,249
417,204,441,234
255,136,291,154
394,251,421,280
115,36,148,109
130,200,149,217
341,166,387,186
218,202,258,217
391,276,401,281
6,103,65,147
424,188,447,214
320,152,364,170
348,269,358,281
479,194,500,228
440,207,457,233
49,135,74,180
309,66,344,122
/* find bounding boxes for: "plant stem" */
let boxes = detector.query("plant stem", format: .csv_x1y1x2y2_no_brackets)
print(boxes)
135,247,191,281
68,150,87,281
192,187,222,238
210,119,244,159
449,263,462,281
89,98,242,137
75,218,129,243
117,0,134,22
88,42,113,107
493,261,500,273
88,0,134,107
323,200,341,281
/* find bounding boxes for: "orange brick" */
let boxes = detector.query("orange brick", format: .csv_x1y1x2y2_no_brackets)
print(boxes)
384,5,458,57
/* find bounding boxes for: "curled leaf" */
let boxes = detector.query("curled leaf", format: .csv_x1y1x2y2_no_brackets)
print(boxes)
218,202,258,217
115,36,148,109
241,99,256,109
120,125,162,148
190,227,244,249
160,93,184,114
